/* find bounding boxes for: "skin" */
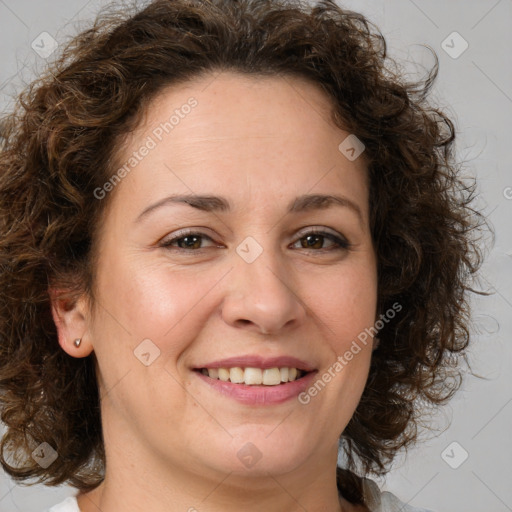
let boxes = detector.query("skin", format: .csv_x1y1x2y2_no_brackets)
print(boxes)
51,71,377,512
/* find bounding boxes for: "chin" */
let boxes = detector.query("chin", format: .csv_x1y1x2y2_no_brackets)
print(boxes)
213,429,315,477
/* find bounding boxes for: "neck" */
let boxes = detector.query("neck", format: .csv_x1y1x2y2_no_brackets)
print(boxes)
76,445,352,512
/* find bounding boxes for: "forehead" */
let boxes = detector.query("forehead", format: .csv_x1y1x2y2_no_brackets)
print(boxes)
142,71,350,148
109,71,369,219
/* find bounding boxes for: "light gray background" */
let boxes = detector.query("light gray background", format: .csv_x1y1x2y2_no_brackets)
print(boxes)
0,1,511,511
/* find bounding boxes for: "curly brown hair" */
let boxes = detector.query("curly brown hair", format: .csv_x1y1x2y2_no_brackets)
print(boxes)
0,0,486,506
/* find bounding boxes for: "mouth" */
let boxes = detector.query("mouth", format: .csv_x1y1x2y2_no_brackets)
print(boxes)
193,366,312,386
191,355,318,404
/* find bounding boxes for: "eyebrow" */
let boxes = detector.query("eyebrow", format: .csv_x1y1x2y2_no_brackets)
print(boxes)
135,193,364,226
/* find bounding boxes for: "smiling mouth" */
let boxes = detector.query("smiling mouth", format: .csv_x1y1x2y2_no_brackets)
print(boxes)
194,367,311,386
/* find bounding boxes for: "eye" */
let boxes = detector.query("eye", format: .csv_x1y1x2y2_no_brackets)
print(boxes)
160,229,217,251
159,228,350,253
291,229,350,252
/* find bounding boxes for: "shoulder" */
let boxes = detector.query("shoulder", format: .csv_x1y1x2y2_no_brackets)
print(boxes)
362,478,437,512
45,495,80,512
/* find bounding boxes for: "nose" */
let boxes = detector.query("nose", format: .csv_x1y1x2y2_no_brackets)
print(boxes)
220,245,307,336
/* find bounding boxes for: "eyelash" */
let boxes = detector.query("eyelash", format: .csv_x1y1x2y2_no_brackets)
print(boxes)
159,228,351,253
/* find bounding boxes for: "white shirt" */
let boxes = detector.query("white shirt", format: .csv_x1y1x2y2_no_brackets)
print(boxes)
46,496,80,512
45,479,435,512
362,477,435,512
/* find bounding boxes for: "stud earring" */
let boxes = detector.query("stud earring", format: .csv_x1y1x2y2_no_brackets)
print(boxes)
73,338,82,348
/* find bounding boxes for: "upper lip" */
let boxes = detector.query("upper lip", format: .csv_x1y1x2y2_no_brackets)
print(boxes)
193,355,316,372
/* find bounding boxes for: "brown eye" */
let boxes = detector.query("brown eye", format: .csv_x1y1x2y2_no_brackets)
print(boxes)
174,234,203,249
293,230,350,251
301,233,326,249
160,231,216,251
160,228,350,253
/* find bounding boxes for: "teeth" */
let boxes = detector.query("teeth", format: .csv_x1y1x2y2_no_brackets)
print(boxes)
262,368,281,385
244,367,262,385
229,367,244,384
218,368,230,381
200,366,305,385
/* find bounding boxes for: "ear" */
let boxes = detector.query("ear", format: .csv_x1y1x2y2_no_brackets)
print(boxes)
48,287,94,358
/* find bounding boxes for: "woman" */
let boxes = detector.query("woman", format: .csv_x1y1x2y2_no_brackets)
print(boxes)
0,1,485,511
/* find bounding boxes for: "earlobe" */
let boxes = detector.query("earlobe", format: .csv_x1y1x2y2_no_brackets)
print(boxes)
48,288,93,358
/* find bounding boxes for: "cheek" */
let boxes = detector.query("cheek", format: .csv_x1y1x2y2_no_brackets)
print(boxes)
89,257,208,413
97,249,212,341
306,260,378,350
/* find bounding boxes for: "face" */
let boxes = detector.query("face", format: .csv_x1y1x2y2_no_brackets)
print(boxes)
56,71,378,485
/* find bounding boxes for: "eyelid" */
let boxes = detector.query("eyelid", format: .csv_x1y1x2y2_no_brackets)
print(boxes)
159,227,218,248
294,226,346,239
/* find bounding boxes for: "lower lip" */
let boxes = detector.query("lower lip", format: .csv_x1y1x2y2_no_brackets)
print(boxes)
194,370,318,405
